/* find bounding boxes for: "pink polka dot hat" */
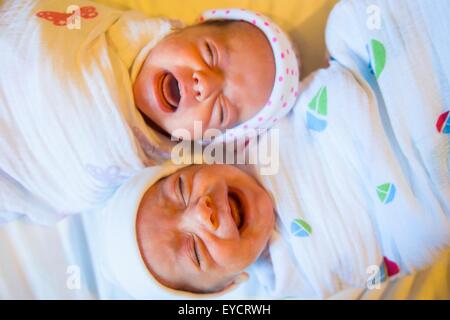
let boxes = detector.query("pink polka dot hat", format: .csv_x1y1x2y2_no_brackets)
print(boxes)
200,8,301,145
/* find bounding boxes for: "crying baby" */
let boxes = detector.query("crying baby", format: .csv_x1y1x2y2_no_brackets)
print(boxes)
101,164,275,298
133,8,300,146
133,19,275,141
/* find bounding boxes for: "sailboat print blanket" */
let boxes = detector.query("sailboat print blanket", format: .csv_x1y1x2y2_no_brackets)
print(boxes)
252,0,450,299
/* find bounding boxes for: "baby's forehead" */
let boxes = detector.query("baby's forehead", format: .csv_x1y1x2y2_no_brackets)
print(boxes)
140,175,173,210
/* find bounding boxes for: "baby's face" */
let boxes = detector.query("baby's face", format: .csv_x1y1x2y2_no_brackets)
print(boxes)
136,165,275,293
133,21,275,140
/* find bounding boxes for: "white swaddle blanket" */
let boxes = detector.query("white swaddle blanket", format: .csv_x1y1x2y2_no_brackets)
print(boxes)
0,0,178,224
252,0,450,299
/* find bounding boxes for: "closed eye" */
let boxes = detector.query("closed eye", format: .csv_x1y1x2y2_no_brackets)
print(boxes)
219,101,225,125
190,234,201,268
205,41,215,67
178,175,188,207
216,96,227,126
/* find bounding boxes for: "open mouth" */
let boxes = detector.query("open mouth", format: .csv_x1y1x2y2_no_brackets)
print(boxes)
228,192,244,230
160,72,181,112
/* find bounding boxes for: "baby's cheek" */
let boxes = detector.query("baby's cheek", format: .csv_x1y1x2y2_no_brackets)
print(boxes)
210,239,253,271
169,111,216,140
164,114,194,137
242,103,266,124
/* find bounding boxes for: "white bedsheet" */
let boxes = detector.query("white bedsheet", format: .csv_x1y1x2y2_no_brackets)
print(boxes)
0,214,448,299
0,212,264,299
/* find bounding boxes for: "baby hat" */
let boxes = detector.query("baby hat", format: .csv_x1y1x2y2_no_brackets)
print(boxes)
100,163,241,299
199,8,301,145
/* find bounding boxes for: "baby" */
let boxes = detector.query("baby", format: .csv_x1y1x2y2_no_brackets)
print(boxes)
134,20,274,141
0,1,299,223
133,9,299,144
102,164,275,297
102,163,380,299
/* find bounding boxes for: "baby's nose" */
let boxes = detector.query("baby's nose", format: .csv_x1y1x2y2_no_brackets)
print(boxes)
190,195,218,230
192,70,223,101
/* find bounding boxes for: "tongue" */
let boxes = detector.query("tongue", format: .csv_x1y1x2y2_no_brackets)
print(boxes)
162,73,181,108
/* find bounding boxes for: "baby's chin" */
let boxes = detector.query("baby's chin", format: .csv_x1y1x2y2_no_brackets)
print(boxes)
168,124,226,142
140,115,217,142
134,100,212,141
136,106,174,139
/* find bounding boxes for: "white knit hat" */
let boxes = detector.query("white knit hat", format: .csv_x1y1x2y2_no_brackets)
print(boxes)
100,164,242,299
199,8,300,145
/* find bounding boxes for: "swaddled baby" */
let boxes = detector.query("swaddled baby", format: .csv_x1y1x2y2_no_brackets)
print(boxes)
102,164,276,297
0,1,299,223
134,19,274,141
100,163,399,299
